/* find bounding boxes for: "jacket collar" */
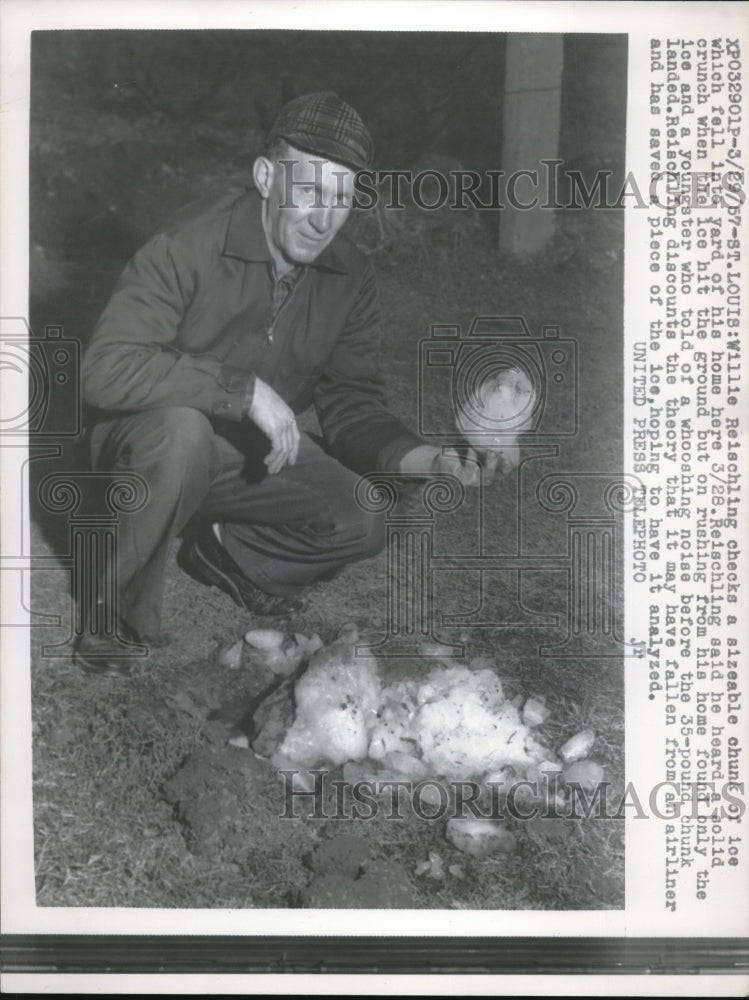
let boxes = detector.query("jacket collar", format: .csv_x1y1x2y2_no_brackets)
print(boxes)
222,187,349,274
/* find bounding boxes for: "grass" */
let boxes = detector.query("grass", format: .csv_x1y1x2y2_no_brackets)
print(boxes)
28,35,626,911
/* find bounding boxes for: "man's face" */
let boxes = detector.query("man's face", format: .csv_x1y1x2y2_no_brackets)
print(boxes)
256,144,355,272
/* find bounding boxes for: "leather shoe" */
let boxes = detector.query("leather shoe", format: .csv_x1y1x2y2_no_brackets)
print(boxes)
74,630,147,678
181,529,305,617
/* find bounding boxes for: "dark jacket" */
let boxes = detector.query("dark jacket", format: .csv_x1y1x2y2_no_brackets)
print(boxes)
82,187,422,474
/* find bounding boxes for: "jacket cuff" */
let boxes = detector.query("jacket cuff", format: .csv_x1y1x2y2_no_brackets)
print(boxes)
213,366,255,420
376,431,429,474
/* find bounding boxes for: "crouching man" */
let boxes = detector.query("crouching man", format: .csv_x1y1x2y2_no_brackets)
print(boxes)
77,91,503,677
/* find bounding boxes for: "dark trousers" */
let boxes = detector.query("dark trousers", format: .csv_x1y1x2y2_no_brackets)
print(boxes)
89,406,385,639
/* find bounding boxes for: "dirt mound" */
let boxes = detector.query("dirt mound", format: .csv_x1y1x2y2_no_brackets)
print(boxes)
162,742,318,906
163,744,272,856
300,834,419,908
164,754,420,907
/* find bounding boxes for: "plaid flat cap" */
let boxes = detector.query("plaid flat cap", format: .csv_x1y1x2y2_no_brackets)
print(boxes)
268,91,374,171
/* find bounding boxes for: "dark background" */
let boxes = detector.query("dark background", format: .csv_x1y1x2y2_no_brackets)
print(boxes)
29,31,627,327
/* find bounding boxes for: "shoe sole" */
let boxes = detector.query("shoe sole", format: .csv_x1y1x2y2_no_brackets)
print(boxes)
188,541,299,616
75,652,133,678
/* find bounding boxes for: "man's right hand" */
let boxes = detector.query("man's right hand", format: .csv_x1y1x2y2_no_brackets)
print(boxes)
248,377,300,474
399,444,481,486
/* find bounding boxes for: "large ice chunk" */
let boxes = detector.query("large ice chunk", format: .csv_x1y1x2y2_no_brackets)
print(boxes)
272,637,380,768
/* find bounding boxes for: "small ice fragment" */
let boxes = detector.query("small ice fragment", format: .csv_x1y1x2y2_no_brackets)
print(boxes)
306,633,324,654
266,643,304,676
428,851,444,878
563,759,605,790
446,817,517,858
559,729,595,763
217,639,243,670
244,628,285,650
522,697,550,727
